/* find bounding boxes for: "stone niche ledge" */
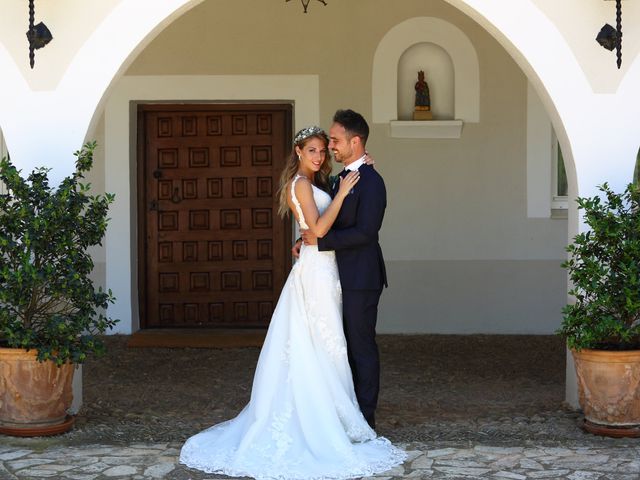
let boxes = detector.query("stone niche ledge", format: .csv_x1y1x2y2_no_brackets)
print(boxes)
389,120,463,139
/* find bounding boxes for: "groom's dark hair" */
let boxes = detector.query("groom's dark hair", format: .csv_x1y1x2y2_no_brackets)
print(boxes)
333,109,369,146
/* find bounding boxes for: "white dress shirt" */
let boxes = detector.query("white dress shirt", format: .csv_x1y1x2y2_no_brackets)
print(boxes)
344,154,366,172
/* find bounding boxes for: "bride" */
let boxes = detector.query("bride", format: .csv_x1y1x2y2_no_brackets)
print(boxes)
179,126,406,479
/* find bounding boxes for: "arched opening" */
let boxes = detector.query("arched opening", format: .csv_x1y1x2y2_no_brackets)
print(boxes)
64,0,581,409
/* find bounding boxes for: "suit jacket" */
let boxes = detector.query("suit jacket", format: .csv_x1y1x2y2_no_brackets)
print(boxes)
318,164,388,290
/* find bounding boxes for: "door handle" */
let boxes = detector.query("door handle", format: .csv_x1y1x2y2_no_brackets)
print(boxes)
171,187,182,204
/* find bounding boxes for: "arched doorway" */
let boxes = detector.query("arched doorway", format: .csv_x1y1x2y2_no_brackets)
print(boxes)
84,0,577,404
4,0,638,408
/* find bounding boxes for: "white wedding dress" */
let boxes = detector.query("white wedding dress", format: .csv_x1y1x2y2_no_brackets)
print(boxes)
179,175,406,479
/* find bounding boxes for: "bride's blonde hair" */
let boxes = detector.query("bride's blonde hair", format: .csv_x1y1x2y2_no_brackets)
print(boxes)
277,127,332,218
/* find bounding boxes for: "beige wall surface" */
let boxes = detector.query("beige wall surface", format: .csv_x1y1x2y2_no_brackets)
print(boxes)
106,0,568,333
0,0,122,90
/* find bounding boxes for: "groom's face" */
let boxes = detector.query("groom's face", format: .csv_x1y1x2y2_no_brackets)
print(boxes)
328,123,353,164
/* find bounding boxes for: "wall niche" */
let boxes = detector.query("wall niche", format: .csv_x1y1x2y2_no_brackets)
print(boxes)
398,42,454,121
372,17,480,139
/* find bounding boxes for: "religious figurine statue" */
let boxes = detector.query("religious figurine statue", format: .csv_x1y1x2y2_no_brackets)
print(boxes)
413,70,433,120
415,70,430,109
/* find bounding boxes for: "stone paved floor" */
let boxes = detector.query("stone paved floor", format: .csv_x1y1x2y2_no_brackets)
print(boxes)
0,335,638,479
2,441,640,479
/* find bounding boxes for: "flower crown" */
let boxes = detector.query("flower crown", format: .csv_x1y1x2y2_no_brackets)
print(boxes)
293,126,325,145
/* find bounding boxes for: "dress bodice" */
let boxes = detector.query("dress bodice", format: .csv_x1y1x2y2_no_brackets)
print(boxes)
290,174,332,229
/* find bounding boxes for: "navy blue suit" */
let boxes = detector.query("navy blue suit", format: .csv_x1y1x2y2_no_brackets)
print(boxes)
317,163,387,428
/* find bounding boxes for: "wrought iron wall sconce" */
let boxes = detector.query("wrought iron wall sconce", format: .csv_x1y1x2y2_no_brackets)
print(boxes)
597,0,623,69
26,0,53,69
286,0,327,13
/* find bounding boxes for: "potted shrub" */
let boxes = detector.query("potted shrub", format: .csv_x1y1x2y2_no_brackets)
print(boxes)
0,142,118,436
559,182,640,437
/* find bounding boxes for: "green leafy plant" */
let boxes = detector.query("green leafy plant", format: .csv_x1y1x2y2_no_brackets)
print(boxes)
0,142,118,364
559,182,640,350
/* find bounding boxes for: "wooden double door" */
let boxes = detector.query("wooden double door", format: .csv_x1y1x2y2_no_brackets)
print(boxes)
138,104,293,328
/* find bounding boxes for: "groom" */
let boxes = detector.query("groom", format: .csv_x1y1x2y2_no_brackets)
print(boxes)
300,109,387,429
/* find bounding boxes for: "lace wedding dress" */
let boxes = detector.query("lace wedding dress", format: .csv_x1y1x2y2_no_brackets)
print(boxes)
179,175,406,479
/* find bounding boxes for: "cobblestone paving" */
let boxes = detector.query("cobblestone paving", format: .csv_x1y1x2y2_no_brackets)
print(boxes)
1,441,640,479
0,335,638,479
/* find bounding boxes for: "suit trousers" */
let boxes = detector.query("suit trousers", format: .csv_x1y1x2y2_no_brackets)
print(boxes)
342,288,383,428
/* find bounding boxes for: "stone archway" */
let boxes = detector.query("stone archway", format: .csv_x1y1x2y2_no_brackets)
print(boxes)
1,0,639,408
0,0,206,185
1,0,638,191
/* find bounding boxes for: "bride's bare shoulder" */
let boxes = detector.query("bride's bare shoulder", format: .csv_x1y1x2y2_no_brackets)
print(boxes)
286,176,311,207
291,176,312,195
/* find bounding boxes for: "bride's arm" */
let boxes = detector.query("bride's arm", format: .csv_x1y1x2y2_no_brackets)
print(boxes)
291,173,359,238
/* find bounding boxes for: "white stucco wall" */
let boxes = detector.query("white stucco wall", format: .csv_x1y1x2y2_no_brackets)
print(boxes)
1,0,639,407
81,0,567,336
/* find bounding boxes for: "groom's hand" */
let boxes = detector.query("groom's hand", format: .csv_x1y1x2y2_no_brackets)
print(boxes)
301,229,318,246
292,238,302,259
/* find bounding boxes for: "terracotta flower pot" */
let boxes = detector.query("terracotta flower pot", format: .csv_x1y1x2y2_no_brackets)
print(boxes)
0,347,75,435
572,348,640,436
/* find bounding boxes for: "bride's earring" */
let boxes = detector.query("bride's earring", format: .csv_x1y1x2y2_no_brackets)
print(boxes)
298,155,302,161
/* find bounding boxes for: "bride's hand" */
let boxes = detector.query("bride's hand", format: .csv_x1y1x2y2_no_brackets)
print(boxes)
337,171,360,198
363,151,375,166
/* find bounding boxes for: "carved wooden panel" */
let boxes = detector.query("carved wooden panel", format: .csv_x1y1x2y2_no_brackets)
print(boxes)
182,116,198,136
140,104,292,328
182,179,198,199
221,271,242,291
207,116,222,135
158,180,173,200
232,240,248,260
234,303,249,322
184,304,199,323
232,115,247,135
257,114,272,135
257,177,272,197
252,209,272,229
220,209,241,229
220,147,241,167
257,239,273,260
209,303,224,322
159,304,174,324
182,241,198,262
189,148,209,168
232,177,248,198
189,210,210,230
207,178,223,198
158,211,179,231
252,270,272,290
258,302,273,322
189,272,210,292
159,273,179,292
158,242,173,262
252,146,272,166
158,149,179,168
157,117,172,137
208,241,223,261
